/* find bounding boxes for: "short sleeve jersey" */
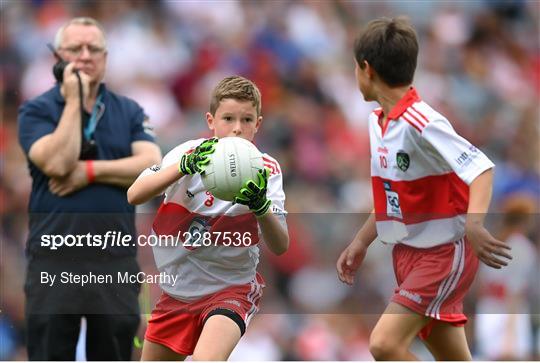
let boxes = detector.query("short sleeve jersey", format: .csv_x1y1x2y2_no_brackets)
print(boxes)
18,83,155,256
368,87,494,247
138,138,287,301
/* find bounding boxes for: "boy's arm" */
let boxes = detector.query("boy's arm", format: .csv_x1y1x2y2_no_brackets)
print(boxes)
127,138,218,205
465,169,512,268
233,167,290,255
336,211,377,285
256,212,289,255
421,117,511,268
127,163,182,205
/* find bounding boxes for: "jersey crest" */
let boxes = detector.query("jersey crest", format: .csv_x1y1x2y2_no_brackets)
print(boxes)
396,151,410,171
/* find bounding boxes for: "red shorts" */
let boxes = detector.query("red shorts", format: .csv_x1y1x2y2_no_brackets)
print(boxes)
390,238,479,339
144,274,264,356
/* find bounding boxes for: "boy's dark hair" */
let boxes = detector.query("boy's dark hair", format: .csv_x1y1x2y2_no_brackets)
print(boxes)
210,76,262,116
354,17,418,86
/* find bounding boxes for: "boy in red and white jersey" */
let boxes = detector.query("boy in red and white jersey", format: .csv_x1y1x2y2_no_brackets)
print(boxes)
336,17,512,360
128,76,289,360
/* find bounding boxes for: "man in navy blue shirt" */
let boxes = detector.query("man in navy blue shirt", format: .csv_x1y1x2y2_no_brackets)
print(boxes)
18,17,161,360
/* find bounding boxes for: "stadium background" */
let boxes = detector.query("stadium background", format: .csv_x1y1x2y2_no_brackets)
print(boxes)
1,0,539,360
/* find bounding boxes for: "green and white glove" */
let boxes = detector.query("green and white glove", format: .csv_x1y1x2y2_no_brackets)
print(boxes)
179,138,218,175
234,168,271,217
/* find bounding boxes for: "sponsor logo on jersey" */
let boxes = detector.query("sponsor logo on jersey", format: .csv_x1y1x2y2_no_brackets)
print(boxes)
456,148,478,167
396,150,410,171
456,152,469,165
149,164,161,172
186,189,195,198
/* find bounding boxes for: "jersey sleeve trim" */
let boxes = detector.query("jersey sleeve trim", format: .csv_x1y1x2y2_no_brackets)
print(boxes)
262,154,281,175
401,105,431,133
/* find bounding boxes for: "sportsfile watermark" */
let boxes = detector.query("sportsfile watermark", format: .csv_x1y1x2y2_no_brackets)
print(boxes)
40,230,254,250
10,212,540,315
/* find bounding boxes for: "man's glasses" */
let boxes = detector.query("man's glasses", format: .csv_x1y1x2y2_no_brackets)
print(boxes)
58,44,106,57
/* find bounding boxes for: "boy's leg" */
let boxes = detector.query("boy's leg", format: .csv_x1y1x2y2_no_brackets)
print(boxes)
141,339,187,361
422,322,472,361
369,302,430,361
192,314,242,361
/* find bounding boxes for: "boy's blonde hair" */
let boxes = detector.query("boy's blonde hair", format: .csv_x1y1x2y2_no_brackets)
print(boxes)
209,76,262,117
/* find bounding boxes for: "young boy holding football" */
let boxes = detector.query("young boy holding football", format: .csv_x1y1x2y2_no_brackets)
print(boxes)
336,17,512,360
128,76,289,360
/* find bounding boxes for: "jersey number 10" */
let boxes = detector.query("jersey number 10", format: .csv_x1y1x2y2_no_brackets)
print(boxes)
379,155,388,169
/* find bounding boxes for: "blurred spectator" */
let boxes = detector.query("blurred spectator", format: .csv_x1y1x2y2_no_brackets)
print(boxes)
475,195,538,360
16,16,160,360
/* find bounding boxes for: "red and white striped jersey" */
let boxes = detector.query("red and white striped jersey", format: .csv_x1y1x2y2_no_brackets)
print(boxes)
138,138,286,301
369,87,494,248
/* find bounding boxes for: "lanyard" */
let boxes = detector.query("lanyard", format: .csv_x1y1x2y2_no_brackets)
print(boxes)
84,94,104,140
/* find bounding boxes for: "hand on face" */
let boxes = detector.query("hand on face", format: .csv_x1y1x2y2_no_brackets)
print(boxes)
60,62,91,104
57,24,106,87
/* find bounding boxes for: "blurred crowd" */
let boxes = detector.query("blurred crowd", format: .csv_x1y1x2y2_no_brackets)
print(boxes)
1,0,539,360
